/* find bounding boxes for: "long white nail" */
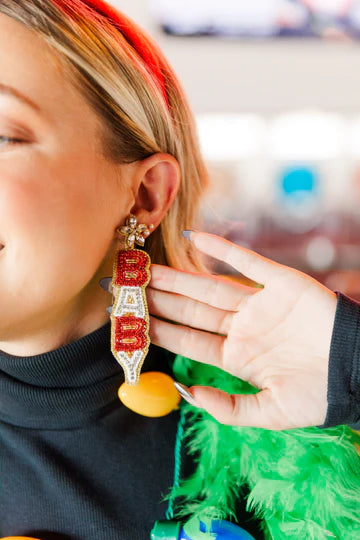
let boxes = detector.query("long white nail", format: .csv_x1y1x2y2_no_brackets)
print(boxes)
174,381,198,406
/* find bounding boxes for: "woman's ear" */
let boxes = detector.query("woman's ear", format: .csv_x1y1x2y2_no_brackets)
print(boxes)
130,153,181,228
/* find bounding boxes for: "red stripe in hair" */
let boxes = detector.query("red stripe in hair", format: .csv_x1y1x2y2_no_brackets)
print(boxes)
54,0,169,108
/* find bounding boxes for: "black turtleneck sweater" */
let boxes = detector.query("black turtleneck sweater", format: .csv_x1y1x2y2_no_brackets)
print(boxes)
1,291,359,538
0,321,180,539
0,321,264,540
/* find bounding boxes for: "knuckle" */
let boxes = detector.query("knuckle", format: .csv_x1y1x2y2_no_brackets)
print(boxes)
183,298,197,324
219,312,231,334
179,325,193,353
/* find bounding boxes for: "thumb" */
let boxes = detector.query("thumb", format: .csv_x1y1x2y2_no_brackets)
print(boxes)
191,385,277,429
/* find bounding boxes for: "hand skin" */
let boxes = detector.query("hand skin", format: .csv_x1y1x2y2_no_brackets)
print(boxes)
147,231,337,430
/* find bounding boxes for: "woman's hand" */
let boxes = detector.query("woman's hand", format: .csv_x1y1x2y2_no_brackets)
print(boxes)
148,231,337,430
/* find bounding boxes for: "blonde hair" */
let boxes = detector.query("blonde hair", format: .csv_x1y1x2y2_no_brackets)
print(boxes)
0,0,209,269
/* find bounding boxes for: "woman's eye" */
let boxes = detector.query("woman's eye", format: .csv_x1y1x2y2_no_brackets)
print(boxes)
0,136,23,146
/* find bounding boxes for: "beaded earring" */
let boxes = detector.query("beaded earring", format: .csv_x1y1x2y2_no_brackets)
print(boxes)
110,214,181,417
111,214,153,385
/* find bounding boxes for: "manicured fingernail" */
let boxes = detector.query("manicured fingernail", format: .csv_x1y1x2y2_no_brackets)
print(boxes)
106,305,113,315
174,381,198,406
99,277,112,292
182,229,196,241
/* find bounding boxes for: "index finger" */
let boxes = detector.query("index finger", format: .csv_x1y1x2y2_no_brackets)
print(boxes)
150,264,257,312
189,231,280,285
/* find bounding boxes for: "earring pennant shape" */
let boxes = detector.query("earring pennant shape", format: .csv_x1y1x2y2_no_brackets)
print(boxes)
110,248,151,385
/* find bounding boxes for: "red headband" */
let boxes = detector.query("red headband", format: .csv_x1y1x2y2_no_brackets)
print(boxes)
54,0,169,108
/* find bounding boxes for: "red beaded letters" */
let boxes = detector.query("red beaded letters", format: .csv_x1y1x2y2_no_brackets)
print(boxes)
114,316,147,352
110,247,151,385
114,250,150,287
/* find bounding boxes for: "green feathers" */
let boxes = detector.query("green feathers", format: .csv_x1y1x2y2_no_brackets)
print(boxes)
171,355,360,539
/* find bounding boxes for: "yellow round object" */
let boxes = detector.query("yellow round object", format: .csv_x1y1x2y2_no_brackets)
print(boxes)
119,371,181,417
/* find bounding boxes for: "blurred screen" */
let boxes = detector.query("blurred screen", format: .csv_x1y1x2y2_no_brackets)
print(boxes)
152,0,360,39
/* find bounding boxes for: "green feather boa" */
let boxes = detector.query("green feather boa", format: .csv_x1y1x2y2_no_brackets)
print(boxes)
170,355,360,539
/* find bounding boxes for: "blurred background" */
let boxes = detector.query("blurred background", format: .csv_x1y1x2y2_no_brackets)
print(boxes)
113,0,360,298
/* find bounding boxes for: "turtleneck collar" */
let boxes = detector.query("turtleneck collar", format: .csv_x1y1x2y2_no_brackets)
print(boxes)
0,321,169,429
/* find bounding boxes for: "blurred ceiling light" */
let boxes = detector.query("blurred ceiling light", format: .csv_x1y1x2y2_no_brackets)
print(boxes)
196,114,266,161
269,111,346,160
306,235,336,270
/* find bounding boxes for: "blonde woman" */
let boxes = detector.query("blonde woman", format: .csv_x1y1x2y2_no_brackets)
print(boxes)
0,1,359,539
0,0,215,537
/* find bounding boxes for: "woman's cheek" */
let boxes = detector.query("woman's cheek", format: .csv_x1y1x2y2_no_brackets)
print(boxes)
0,158,115,310
0,171,51,237
0,175,81,296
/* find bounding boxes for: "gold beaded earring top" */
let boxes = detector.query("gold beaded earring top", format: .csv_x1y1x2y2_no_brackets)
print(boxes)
117,214,154,249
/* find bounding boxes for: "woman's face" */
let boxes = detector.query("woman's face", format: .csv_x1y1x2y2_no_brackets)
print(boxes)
0,13,135,353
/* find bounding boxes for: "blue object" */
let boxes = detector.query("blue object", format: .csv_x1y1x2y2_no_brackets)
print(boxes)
281,166,317,193
151,519,256,539
279,165,319,204
206,520,255,539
